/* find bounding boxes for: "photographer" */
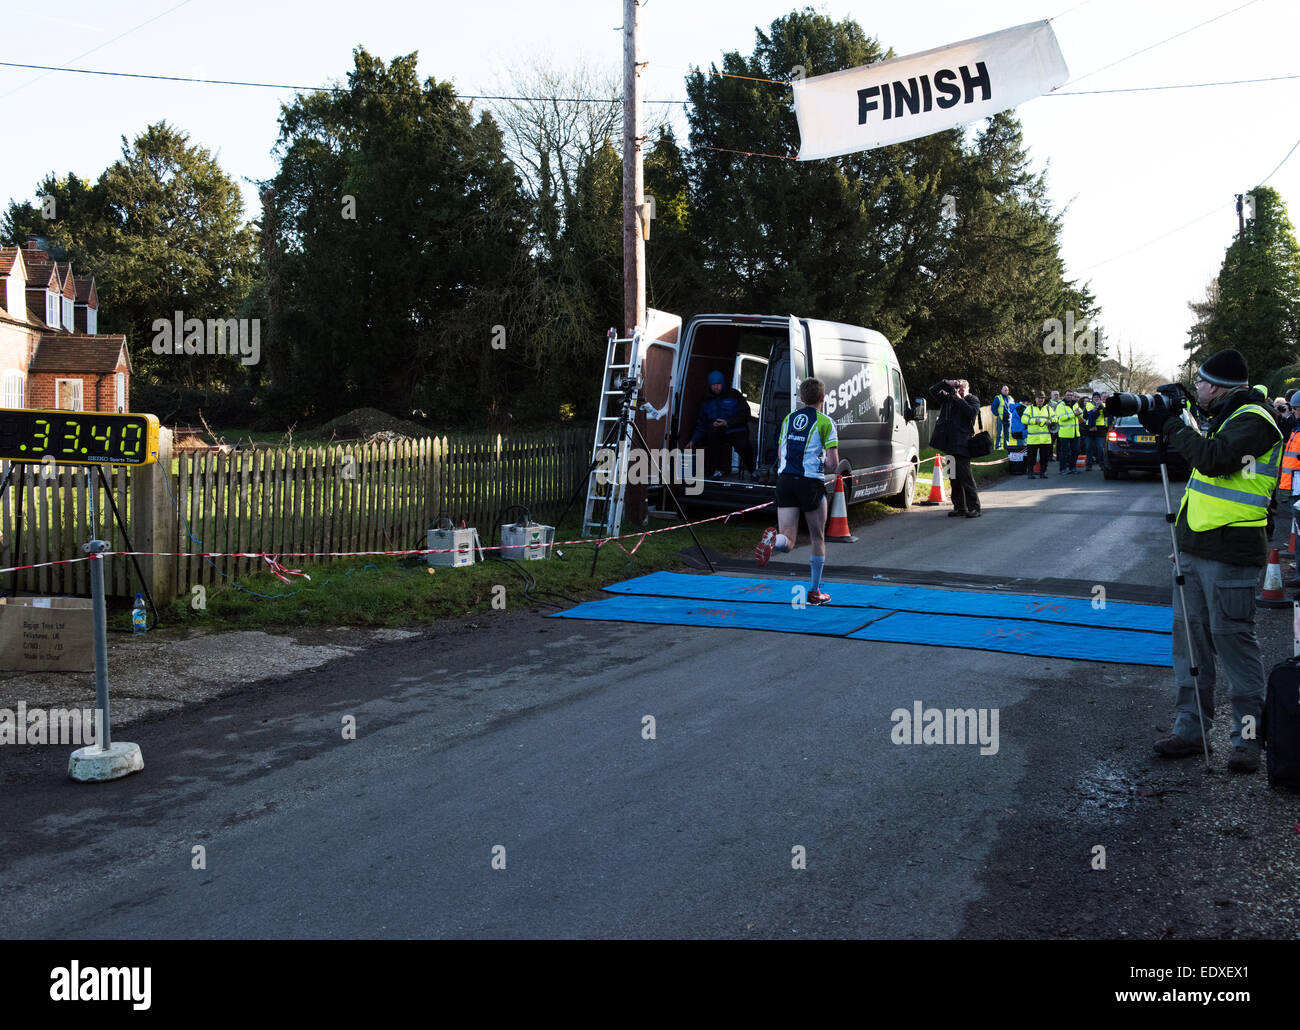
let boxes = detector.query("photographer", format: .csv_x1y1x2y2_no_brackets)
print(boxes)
928,378,982,517
1139,348,1283,773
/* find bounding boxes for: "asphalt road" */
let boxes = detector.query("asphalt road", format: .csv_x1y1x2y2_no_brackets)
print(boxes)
3,468,1297,939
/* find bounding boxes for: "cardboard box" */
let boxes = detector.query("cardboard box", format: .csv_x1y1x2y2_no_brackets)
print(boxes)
0,597,96,673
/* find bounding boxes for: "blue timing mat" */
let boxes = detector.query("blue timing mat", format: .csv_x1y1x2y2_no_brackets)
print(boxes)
552,594,890,636
603,571,1170,634
847,611,1171,666
554,571,1174,666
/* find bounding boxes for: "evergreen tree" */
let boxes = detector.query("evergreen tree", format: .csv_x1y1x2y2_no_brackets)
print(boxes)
1187,186,1300,388
266,49,528,423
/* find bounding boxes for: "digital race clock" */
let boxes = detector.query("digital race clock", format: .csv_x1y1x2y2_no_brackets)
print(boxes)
0,408,160,466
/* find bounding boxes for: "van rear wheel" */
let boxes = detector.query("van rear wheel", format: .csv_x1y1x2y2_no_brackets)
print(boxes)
890,462,918,509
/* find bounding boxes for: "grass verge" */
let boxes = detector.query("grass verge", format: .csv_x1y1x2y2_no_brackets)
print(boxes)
126,497,903,632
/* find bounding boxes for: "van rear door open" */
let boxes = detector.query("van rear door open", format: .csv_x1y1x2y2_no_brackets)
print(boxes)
804,319,906,502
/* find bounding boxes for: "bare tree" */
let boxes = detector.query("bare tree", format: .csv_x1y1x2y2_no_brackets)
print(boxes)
1095,340,1164,393
489,54,623,212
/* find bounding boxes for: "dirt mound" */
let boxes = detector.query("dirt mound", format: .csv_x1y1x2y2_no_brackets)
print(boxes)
319,408,433,441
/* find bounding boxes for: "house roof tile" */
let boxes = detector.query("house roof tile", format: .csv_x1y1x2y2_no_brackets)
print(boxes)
29,335,129,374
72,275,97,306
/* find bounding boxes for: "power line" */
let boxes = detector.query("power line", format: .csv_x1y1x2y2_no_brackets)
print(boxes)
1257,134,1300,187
0,0,197,101
1076,205,1225,273
1052,72,1300,96
1064,0,1263,87
4,55,1299,102
1077,131,1300,273
0,60,693,105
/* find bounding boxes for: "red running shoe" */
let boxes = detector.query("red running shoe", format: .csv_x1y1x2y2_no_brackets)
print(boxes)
807,590,831,605
754,527,777,566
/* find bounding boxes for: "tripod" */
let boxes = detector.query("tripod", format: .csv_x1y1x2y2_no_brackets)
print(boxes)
1154,432,1212,768
0,460,158,625
555,385,714,576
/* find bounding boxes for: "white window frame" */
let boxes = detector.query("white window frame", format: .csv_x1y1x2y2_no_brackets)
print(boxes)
115,372,125,412
86,307,97,334
2,369,24,408
55,378,83,411
46,291,58,327
4,274,22,318
62,295,74,331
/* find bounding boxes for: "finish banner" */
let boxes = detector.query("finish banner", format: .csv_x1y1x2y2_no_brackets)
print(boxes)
792,20,1069,160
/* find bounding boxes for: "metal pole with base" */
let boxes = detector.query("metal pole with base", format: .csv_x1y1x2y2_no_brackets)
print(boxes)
1157,438,1213,770
68,468,143,783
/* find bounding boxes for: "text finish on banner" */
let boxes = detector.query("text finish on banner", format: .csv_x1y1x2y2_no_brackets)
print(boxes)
791,21,1069,160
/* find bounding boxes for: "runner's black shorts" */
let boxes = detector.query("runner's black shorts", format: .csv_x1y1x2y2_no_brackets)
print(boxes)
776,473,827,513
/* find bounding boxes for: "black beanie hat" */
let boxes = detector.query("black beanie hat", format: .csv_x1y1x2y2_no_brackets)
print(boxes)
1198,348,1249,387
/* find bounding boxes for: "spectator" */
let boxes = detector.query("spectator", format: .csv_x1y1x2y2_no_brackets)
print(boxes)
1023,391,1055,479
1056,390,1081,475
690,371,753,479
1008,398,1027,450
1080,391,1108,472
990,385,1015,451
928,378,982,517
1049,390,1063,457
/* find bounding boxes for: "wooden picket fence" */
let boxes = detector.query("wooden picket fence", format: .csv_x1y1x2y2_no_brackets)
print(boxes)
0,427,590,598
0,462,137,599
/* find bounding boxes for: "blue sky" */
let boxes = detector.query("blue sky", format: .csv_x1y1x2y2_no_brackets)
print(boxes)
2,0,1297,379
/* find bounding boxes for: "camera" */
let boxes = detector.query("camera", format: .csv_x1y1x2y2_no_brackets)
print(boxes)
1106,383,1194,419
615,376,641,396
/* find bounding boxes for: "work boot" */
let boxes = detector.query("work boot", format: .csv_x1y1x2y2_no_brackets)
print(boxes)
1153,733,1210,759
1227,746,1260,773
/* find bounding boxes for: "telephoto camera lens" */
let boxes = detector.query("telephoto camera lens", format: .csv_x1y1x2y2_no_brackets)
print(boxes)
1106,392,1174,418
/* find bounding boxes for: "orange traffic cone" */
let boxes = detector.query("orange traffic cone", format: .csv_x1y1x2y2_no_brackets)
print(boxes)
1076,452,1087,471
826,475,857,542
918,454,947,505
1258,548,1289,607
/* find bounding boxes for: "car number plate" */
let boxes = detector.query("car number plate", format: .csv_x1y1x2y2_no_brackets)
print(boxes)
1135,435,1156,443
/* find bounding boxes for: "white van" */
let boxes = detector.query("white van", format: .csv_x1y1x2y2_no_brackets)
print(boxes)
638,313,925,510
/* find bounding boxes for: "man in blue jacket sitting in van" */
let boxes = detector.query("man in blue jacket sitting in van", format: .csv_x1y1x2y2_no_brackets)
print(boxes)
690,371,754,479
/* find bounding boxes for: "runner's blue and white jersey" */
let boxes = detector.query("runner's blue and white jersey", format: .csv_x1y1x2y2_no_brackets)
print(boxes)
778,407,838,479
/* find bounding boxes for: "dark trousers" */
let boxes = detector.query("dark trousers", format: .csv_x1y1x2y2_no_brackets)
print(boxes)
1058,436,1079,472
1027,442,1053,475
1083,433,1107,469
952,455,980,512
702,425,753,476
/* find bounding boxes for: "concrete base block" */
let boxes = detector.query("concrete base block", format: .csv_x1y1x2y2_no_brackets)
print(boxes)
68,742,144,782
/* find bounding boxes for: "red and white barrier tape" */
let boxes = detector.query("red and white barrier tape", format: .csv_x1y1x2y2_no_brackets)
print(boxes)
0,457,1011,577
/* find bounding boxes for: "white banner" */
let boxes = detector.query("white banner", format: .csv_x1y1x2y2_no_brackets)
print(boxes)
792,21,1068,161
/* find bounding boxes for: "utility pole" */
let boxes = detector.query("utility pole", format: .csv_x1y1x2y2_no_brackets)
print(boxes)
623,0,645,336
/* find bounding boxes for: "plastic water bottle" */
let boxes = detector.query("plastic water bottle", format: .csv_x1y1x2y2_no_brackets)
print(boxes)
131,593,147,635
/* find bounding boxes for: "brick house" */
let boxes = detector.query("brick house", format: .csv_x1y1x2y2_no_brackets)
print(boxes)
0,237,129,412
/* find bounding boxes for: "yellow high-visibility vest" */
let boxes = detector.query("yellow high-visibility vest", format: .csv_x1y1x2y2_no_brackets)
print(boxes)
1023,404,1053,445
1056,402,1079,439
1179,402,1282,531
